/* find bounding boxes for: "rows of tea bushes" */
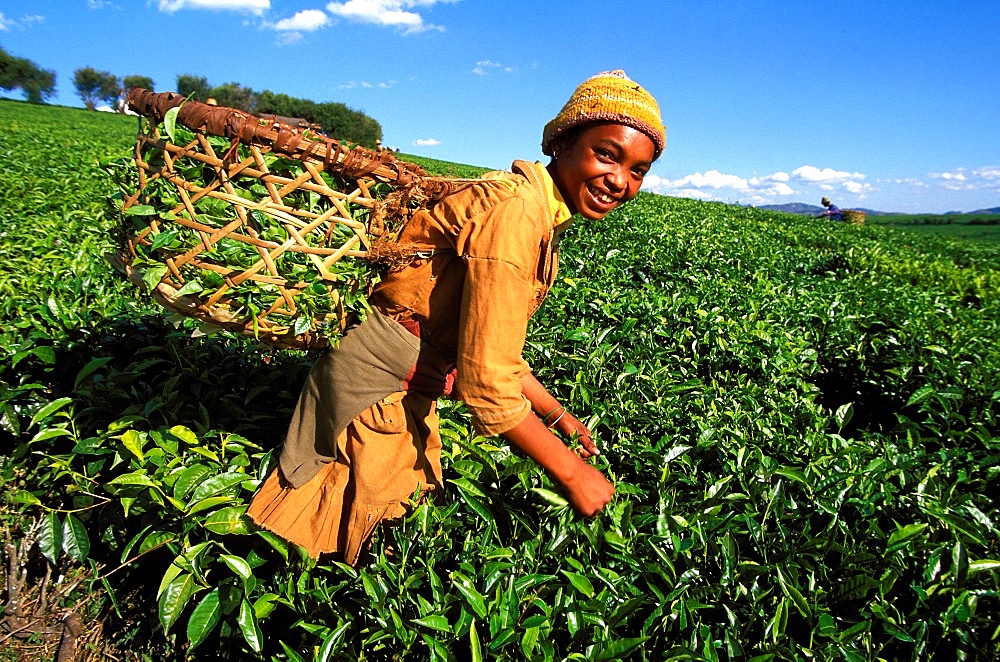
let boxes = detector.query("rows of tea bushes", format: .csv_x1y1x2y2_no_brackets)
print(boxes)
1,99,999,660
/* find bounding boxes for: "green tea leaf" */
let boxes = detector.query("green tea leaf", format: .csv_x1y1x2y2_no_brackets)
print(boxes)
203,506,252,535
190,472,248,503
594,637,649,661
121,429,145,462
412,615,450,632
451,571,487,620
164,106,180,143
221,554,252,580
150,229,180,251
124,204,157,216
293,315,313,336
776,566,811,619
173,465,213,500
11,491,41,506
530,488,568,508
469,619,483,662
106,471,158,487
969,560,1000,574
279,641,307,662
30,397,73,428
187,495,233,516
74,357,112,388
239,599,263,654
159,572,197,632
39,512,62,565
907,385,936,407
141,264,169,293
186,588,221,650
887,522,928,551
62,513,90,562
561,570,595,598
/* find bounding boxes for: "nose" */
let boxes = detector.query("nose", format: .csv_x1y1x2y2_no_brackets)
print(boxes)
605,165,626,193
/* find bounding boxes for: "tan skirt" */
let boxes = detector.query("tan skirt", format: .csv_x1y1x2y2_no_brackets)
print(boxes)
247,390,442,565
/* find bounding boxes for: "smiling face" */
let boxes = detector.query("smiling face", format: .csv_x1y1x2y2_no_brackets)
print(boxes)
546,122,657,221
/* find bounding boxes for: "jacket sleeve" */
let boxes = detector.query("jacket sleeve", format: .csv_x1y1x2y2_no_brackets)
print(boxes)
454,195,546,436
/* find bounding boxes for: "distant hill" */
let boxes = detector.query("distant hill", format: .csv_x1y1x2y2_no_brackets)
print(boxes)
758,203,1000,216
757,203,825,215
758,202,1000,216
757,203,901,216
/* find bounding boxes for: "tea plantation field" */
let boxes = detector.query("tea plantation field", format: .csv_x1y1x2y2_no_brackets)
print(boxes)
1,99,999,660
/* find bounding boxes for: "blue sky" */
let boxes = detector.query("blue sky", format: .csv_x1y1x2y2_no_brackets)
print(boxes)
2,0,998,213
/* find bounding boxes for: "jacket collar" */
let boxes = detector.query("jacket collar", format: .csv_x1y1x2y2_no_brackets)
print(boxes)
512,160,573,234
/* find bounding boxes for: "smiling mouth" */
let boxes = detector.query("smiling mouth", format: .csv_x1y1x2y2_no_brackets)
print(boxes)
588,186,618,206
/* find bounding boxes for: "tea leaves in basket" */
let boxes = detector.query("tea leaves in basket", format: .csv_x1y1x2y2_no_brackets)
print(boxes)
105,102,409,349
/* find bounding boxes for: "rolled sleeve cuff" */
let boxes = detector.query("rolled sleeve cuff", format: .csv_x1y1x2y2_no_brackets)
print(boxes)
469,396,532,437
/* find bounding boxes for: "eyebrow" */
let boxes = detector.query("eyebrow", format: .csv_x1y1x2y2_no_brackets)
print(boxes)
595,139,653,167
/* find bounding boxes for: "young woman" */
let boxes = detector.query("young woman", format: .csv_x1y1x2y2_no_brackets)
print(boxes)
248,70,666,565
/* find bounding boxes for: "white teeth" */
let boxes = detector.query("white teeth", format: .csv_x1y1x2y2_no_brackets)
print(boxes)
590,187,615,204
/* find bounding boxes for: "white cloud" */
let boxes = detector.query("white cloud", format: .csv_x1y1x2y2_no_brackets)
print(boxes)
337,80,394,89
473,60,501,76
675,188,714,200
640,164,887,205
158,0,270,15
791,165,864,184
883,177,927,188
938,171,966,181
413,138,441,146
272,9,329,31
667,170,750,191
770,182,796,196
275,30,304,45
643,169,801,201
843,181,867,194
930,166,1000,191
977,166,1000,181
1,12,44,29
87,0,116,8
325,0,453,33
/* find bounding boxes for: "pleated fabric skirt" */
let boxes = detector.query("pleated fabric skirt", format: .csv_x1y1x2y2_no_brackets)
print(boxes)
247,390,442,565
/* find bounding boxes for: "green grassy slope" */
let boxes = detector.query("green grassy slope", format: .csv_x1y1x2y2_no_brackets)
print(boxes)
867,212,1000,243
2,99,999,659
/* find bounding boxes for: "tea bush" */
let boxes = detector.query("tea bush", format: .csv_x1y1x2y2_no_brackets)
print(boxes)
2,99,998,660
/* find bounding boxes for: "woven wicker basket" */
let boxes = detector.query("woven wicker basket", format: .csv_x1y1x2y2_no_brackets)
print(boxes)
842,209,867,226
108,88,457,350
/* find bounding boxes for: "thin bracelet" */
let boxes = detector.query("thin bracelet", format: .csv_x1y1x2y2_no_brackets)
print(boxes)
541,406,565,427
548,409,567,428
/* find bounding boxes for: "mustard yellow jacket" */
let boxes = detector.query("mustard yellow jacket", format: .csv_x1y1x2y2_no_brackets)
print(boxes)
372,160,572,436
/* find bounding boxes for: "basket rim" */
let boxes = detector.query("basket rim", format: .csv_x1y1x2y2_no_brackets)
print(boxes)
124,87,427,186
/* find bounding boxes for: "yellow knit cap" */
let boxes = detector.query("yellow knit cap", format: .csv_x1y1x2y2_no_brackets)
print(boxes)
542,70,666,158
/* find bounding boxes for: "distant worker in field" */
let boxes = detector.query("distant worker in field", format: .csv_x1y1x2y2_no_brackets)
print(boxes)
818,196,842,221
248,70,666,565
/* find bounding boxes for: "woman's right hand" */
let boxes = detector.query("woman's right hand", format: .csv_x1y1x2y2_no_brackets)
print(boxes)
502,412,615,517
561,460,614,517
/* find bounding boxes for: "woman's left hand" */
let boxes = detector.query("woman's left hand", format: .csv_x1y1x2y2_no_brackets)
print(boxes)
552,410,600,459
